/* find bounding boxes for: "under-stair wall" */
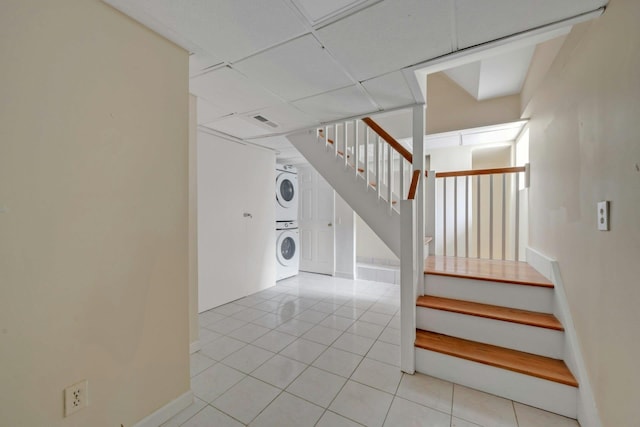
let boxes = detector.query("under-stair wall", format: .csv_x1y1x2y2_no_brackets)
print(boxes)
287,128,402,257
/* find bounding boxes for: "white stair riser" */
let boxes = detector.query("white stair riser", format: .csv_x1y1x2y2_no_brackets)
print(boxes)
416,308,564,359
425,274,554,313
415,347,577,418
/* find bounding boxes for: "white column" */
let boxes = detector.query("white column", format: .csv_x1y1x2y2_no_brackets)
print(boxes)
412,105,425,290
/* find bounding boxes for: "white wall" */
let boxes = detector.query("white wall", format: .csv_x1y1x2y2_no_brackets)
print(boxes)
197,131,275,311
0,1,190,425
335,194,356,278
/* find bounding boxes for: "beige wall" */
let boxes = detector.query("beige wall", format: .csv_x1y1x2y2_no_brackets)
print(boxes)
524,0,640,424
427,72,521,134
0,1,190,426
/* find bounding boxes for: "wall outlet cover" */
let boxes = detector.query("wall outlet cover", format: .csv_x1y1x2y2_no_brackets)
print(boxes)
64,380,89,417
597,201,609,231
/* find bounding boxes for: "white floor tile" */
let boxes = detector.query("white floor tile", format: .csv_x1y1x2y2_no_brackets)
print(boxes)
232,307,269,322
333,305,367,319
387,315,401,329
302,325,343,345
276,318,315,336
377,326,400,345
452,385,518,427
251,313,288,328
234,295,268,307
351,358,402,394
251,354,307,389
252,330,297,353
312,301,342,313
319,315,355,331
369,302,399,316
190,363,246,403
513,402,580,427
286,366,347,408
345,320,385,339
359,311,393,326
295,309,330,323
332,332,375,356
180,405,243,427
252,300,283,313
221,344,275,374
315,411,363,427
329,380,394,427
200,336,246,361
205,317,248,335
249,392,324,427
199,311,227,327
212,376,281,424
198,328,223,346
279,338,328,364
396,373,453,414
366,341,400,367
383,396,451,427
312,347,363,378
451,417,482,426
212,303,246,316
190,353,216,377
160,397,207,427
227,323,271,343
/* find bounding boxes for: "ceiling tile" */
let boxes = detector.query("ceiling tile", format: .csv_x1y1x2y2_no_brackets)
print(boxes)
293,86,378,122
455,0,608,49
361,71,416,110
189,52,223,77
202,115,272,139
316,0,453,81
233,35,354,101
249,103,320,133
179,0,308,62
293,0,367,24
197,97,230,124
189,67,283,114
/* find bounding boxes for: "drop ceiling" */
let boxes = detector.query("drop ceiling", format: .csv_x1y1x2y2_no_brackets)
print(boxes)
103,0,607,158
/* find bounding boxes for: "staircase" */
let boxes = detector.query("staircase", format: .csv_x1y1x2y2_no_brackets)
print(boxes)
287,115,580,420
417,256,578,418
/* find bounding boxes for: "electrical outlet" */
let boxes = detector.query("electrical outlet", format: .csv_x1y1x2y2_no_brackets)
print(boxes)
597,201,609,231
64,380,88,417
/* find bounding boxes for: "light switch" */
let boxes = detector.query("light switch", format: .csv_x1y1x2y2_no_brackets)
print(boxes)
597,201,609,231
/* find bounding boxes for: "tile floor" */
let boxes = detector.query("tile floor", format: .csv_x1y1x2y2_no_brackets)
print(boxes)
163,273,580,427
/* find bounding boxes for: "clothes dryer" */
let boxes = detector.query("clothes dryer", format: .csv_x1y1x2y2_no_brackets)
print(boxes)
276,164,298,221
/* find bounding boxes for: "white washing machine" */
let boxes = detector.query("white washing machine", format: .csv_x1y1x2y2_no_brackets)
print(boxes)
276,221,299,281
276,164,298,221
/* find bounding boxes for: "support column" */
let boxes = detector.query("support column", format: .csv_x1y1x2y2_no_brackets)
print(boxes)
412,104,425,292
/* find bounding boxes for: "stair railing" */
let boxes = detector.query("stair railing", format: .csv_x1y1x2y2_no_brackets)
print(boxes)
317,117,415,208
430,165,529,261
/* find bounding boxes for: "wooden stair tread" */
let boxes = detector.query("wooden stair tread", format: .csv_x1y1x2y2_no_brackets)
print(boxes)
416,296,563,330
425,256,554,288
415,330,578,387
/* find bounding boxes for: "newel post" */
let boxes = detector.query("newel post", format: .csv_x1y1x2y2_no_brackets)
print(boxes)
400,199,417,374
412,105,425,290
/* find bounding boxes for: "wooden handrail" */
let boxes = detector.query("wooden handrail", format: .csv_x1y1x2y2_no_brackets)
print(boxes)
435,166,526,178
407,170,421,200
362,117,413,163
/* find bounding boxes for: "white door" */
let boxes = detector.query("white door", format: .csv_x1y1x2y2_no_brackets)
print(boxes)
298,165,334,275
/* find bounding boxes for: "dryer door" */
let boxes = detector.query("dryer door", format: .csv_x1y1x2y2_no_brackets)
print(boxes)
276,172,297,209
276,230,298,267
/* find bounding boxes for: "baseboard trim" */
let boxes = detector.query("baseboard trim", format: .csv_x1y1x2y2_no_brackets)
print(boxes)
527,247,602,427
190,340,201,354
132,390,193,427
335,271,355,280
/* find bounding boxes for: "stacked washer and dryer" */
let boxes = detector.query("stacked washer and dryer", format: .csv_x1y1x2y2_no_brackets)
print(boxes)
275,164,299,281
